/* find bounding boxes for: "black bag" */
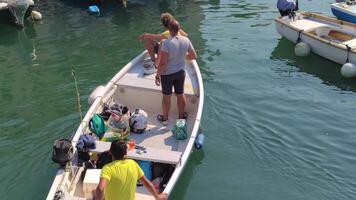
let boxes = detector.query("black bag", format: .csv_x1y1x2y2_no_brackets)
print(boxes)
160,164,175,191
52,139,73,166
100,104,111,121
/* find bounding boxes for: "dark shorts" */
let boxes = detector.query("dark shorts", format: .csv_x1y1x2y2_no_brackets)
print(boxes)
160,70,185,95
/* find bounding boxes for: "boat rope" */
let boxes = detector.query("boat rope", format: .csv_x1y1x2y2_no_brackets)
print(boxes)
296,30,303,43
346,44,351,63
71,66,83,122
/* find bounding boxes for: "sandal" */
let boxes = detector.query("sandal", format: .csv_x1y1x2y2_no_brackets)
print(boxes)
157,114,168,125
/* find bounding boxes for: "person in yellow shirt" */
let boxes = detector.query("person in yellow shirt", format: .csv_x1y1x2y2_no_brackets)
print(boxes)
94,141,167,200
138,13,188,65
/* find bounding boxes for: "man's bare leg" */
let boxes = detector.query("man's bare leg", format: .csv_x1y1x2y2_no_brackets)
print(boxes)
176,94,186,119
144,39,156,62
162,94,171,120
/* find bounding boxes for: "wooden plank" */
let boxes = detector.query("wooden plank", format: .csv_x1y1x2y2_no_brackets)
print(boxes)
91,141,181,164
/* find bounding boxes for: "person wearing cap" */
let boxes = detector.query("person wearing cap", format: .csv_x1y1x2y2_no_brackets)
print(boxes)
94,140,168,200
106,105,130,140
155,19,197,124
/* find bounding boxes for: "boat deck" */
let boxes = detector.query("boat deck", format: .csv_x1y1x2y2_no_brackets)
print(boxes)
117,58,199,96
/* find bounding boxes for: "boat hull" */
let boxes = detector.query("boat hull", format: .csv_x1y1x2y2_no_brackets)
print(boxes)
0,4,33,27
331,3,356,24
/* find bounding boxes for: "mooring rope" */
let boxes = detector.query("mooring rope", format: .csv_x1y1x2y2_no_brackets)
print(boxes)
345,44,351,63
296,30,303,43
71,66,83,122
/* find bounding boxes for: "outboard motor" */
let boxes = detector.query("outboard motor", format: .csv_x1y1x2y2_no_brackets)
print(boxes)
52,139,73,166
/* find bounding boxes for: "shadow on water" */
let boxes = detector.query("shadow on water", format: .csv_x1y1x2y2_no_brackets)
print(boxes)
170,149,205,199
270,38,356,92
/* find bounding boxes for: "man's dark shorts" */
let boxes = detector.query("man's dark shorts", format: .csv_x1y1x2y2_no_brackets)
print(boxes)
160,70,185,95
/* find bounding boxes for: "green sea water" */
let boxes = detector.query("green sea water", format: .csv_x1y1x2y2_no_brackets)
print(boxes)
1,0,356,199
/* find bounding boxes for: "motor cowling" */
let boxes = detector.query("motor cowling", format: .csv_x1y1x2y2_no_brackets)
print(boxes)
52,139,73,166
88,85,105,106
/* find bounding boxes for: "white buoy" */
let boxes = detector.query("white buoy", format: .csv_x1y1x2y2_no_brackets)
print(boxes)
294,42,310,57
31,10,42,20
341,62,356,78
88,85,105,105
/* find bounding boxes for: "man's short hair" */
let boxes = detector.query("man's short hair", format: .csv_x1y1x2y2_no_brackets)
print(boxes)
168,19,180,35
110,140,127,160
160,13,173,29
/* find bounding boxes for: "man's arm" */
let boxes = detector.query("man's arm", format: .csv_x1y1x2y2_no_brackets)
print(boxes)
186,49,197,60
156,51,168,86
139,33,166,41
93,177,108,200
178,29,188,37
140,176,168,200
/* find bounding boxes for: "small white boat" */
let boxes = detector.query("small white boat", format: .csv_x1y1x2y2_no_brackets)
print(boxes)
0,0,35,27
275,11,356,66
46,50,204,200
331,1,356,24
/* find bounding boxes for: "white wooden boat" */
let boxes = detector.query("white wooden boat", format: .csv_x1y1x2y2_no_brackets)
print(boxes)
275,12,356,65
331,1,356,24
46,50,204,200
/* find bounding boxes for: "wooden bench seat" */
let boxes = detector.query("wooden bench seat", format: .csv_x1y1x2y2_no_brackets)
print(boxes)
91,141,182,165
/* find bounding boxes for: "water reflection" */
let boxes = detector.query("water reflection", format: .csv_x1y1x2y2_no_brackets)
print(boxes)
0,23,38,63
17,25,38,62
270,38,356,92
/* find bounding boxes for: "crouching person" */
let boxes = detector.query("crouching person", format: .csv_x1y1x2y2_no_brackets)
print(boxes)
93,140,168,200
106,104,130,141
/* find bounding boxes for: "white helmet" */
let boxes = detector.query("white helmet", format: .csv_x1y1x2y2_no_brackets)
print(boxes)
130,109,148,133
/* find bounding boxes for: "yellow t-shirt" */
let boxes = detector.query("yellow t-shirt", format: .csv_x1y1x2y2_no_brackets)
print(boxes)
162,30,185,39
162,30,170,39
101,159,144,200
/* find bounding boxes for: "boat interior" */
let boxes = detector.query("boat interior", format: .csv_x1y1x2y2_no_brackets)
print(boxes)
50,54,201,200
281,13,356,47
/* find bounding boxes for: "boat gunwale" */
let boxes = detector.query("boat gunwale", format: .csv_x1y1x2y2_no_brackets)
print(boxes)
162,59,204,195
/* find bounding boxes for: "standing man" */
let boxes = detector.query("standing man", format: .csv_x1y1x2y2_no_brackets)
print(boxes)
277,0,297,16
155,19,197,124
94,140,167,200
